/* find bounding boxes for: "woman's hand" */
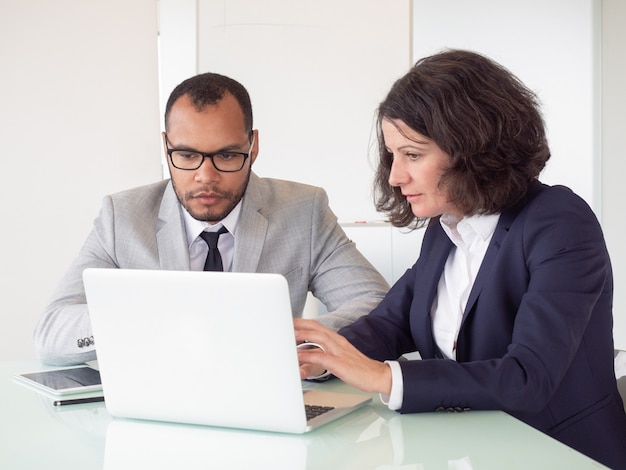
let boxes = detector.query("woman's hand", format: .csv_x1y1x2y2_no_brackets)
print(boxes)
294,318,392,395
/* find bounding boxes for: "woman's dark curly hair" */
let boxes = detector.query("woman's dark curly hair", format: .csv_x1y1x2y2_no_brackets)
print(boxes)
374,49,551,228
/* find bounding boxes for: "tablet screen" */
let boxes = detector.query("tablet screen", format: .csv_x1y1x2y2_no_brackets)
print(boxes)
16,366,102,395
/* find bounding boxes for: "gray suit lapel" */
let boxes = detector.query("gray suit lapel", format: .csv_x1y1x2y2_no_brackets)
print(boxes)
232,173,268,273
156,181,190,271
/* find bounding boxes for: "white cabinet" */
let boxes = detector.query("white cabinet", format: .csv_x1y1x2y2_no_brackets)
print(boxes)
341,223,424,286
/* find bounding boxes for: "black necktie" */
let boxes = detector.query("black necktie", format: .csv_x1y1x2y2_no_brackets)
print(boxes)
199,226,229,271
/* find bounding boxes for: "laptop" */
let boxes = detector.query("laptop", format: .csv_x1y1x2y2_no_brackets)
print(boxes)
82,268,371,434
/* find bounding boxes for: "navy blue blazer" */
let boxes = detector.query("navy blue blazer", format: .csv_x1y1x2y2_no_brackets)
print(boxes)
340,182,626,468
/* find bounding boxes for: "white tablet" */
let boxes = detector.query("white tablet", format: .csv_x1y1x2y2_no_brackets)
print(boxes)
14,365,102,395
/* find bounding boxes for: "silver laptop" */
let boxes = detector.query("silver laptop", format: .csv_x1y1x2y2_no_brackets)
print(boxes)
83,268,371,434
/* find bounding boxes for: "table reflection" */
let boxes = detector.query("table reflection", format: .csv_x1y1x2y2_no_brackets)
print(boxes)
102,406,475,470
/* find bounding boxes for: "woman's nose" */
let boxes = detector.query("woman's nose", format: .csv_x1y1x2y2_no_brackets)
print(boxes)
388,157,408,187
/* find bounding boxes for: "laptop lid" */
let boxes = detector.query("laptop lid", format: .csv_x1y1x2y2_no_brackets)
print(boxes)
83,268,370,434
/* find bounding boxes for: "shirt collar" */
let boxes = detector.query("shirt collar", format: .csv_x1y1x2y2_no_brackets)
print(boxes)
440,212,500,244
181,200,243,248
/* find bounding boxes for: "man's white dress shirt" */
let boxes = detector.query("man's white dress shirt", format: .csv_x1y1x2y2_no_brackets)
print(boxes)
183,201,242,272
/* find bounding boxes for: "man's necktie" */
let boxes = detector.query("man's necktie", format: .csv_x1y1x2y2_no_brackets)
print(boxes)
199,226,229,271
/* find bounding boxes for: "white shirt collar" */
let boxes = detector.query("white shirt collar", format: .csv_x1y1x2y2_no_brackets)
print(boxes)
181,200,243,248
439,212,500,247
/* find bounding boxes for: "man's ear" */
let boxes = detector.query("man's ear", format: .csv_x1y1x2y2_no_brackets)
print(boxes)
161,132,173,176
161,132,168,157
250,129,259,165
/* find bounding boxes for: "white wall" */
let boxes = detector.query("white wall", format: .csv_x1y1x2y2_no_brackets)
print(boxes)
342,224,425,285
195,0,412,223
601,0,626,349
0,0,162,360
158,0,198,129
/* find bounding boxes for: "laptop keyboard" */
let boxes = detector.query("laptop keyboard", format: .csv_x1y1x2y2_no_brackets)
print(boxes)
305,404,334,421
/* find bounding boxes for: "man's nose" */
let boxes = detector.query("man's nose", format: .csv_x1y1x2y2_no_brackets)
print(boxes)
194,157,221,182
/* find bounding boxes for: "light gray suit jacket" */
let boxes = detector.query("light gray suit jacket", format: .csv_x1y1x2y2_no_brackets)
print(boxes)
34,173,389,365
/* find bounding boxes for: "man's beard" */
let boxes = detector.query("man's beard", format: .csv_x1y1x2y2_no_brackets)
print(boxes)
173,168,251,222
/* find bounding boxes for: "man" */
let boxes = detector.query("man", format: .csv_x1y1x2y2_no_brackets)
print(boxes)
34,73,389,366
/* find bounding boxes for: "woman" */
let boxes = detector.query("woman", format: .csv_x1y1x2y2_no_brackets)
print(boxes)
295,49,626,468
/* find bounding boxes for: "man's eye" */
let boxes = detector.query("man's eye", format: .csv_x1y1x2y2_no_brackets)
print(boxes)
177,152,201,160
215,153,238,161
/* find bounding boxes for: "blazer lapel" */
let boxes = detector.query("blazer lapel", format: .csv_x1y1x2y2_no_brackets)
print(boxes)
232,173,268,273
156,181,190,271
411,219,453,358
460,184,545,326
460,197,529,325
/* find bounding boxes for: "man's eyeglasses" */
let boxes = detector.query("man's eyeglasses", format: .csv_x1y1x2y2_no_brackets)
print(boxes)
165,134,255,172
